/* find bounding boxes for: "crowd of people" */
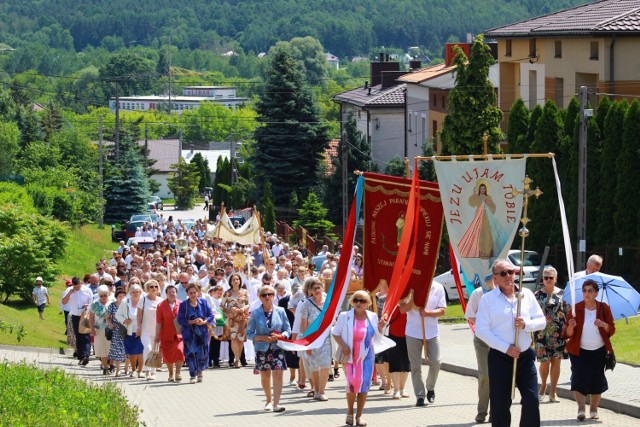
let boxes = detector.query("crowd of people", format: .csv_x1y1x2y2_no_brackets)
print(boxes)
54,213,617,425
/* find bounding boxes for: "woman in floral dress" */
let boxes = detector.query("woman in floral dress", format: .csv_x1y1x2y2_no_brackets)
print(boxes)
221,273,249,368
106,288,128,377
534,266,568,402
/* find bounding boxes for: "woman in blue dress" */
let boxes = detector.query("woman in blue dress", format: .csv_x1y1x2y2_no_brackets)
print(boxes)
177,283,214,384
106,287,128,377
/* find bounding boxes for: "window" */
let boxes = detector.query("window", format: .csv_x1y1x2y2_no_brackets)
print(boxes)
529,39,537,59
506,40,512,57
555,41,562,58
432,120,438,137
590,41,599,60
441,95,445,109
432,94,437,107
555,78,564,108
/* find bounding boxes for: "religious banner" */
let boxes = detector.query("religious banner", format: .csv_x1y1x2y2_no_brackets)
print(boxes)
205,209,261,246
363,172,444,308
433,159,527,289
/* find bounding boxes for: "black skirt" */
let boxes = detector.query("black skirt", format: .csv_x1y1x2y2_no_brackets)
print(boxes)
386,334,411,373
570,346,608,395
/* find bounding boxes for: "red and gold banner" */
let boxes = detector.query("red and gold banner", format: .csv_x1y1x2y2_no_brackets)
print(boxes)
363,172,444,308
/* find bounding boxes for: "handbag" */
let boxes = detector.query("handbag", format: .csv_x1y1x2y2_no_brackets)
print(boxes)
333,344,349,364
117,323,128,339
78,309,91,334
105,327,113,341
145,343,163,368
605,351,616,371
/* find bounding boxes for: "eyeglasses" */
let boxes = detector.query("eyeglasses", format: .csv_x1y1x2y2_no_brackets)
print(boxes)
99,294,109,297
582,288,597,293
148,285,159,289
495,269,516,277
543,276,555,281
352,298,367,304
260,293,275,297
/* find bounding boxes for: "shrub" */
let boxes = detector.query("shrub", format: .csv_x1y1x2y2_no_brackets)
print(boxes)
0,362,139,426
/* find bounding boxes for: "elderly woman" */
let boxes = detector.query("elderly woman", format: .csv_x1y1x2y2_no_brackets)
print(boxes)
332,290,395,426
89,285,114,375
221,273,249,368
299,277,332,401
563,279,615,421
136,279,163,380
247,285,291,413
533,266,568,402
155,284,185,382
117,283,145,377
178,283,214,384
106,287,128,377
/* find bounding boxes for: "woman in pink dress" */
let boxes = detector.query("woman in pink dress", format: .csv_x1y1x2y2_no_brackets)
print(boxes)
333,290,395,426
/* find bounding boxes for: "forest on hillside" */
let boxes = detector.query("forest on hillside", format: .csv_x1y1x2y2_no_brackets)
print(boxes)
0,0,588,58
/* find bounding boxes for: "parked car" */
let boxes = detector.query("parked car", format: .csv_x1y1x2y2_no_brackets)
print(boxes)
130,214,154,225
177,218,196,231
149,196,163,210
125,221,147,239
126,237,156,250
508,249,544,291
433,269,469,303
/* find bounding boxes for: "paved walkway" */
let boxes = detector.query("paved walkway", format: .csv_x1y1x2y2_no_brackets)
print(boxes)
2,324,638,426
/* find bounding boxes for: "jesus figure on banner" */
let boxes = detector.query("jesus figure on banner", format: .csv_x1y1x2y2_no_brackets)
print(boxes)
458,180,507,259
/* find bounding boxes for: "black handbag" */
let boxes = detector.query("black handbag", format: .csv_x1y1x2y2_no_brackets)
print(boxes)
605,351,616,371
105,327,113,341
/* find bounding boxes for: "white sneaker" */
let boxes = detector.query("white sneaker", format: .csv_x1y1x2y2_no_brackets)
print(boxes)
264,403,273,412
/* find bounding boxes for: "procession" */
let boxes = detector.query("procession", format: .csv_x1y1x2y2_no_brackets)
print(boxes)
44,159,640,427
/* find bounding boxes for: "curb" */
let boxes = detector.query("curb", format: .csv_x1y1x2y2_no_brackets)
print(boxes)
440,362,640,419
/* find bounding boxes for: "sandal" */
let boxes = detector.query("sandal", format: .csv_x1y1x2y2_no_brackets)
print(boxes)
168,376,174,382
333,368,340,378
175,375,182,382
577,411,586,421
345,414,354,426
307,390,315,398
378,384,387,391
356,417,367,426
590,412,599,420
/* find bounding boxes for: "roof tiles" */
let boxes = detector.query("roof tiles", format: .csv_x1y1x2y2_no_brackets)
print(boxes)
333,84,406,107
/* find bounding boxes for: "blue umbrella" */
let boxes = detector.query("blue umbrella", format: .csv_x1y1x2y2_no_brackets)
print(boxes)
564,272,640,320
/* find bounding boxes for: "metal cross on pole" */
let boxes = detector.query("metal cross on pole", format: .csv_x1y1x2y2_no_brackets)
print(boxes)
510,175,542,399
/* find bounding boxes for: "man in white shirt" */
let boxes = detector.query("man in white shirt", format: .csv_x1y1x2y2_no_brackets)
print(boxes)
475,259,546,427
400,280,446,407
32,277,50,320
464,276,495,424
573,254,603,279
61,276,94,365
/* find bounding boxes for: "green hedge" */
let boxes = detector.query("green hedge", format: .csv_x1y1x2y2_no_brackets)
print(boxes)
0,362,139,426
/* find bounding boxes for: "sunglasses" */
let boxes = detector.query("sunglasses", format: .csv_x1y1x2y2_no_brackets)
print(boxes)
148,285,159,289
543,276,555,281
260,293,275,297
495,269,516,277
353,298,367,304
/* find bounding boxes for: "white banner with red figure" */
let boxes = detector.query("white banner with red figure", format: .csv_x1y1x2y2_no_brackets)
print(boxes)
433,159,526,288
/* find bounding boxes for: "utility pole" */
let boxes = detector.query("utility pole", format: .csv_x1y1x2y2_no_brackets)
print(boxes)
341,129,348,238
98,116,104,228
167,36,172,112
114,81,121,162
577,86,589,269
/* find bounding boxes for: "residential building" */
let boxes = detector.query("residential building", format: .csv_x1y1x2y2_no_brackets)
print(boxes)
485,0,640,128
109,86,248,113
333,54,413,169
326,53,340,70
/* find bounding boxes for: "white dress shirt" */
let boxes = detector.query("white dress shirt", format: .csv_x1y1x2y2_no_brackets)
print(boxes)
405,281,447,340
475,287,546,354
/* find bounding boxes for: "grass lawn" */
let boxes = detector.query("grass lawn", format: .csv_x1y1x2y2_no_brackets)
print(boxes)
0,224,113,348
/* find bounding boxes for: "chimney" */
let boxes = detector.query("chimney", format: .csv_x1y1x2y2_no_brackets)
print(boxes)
379,52,385,62
370,59,400,87
381,71,405,88
409,60,422,70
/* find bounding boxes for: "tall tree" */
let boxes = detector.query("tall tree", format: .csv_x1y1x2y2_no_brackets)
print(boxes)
251,46,329,207
103,138,150,224
0,122,20,179
274,36,330,86
441,35,503,154
191,152,211,194
99,52,155,96
262,181,276,233
294,192,335,238
506,98,530,154
595,100,627,245
384,156,406,177
527,100,564,250
168,157,201,210
615,100,640,242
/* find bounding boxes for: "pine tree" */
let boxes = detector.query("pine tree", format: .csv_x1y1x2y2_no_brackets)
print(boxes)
384,156,406,177
191,152,211,194
527,101,563,250
441,35,503,154
262,181,277,233
212,157,224,207
595,96,611,136
585,117,601,246
525,104,543,149
103,138,150,224
595,100,627,244
251,46,329,207
294,192,335,238
615,100,640,242
506,98,530,154
418,138,437,181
